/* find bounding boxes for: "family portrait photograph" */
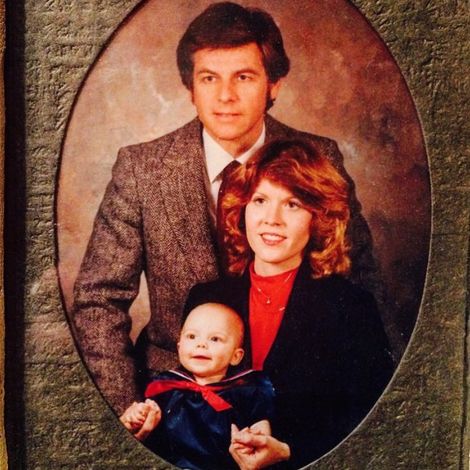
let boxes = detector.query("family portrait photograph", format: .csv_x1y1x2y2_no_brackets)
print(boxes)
2,0,468,469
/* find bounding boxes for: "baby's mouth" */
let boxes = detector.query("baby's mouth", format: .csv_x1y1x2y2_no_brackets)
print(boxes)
192,354,211,360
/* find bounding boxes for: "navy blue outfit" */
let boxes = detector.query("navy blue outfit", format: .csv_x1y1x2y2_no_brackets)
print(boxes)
144,369,275,470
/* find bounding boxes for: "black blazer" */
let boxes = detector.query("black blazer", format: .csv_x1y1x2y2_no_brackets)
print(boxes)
185,261,394,468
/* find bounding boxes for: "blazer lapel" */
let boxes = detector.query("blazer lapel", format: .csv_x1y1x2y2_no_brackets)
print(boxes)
265,114,290,141
159,119,218,279
263,262,321,372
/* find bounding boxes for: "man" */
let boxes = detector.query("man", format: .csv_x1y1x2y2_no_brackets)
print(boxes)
72,2,379,418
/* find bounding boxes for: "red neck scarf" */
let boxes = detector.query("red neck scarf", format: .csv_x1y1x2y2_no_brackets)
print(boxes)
145,379,233,411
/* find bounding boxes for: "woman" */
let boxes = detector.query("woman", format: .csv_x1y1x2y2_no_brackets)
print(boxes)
185,139,394,468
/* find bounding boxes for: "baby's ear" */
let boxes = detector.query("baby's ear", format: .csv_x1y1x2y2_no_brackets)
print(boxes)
230,348,244,366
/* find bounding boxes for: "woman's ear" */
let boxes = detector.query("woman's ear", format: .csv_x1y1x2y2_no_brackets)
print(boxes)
230,348,244,366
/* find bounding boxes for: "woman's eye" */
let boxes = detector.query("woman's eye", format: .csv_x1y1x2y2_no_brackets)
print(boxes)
252,197,265,205
287,200,302,209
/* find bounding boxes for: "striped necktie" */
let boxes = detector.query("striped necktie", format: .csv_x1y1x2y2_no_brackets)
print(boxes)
216,160,241,256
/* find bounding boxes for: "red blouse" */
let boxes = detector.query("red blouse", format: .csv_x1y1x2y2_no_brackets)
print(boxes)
249,263,299,370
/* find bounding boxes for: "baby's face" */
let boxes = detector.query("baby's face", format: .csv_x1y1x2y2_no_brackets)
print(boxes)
178,304,244,385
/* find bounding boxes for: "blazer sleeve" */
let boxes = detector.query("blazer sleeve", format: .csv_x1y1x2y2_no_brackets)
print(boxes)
339,286,394,425
71,146,144,415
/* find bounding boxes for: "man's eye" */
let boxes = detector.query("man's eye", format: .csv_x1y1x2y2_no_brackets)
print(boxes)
238,74,252,81
202,75,216,83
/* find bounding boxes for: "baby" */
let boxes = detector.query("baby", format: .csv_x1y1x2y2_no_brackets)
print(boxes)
120,302,274,470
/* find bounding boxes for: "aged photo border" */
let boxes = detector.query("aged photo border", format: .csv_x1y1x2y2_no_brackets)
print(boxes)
2,0,469,468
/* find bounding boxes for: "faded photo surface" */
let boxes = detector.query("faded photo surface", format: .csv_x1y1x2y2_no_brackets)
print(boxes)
56,0,430,466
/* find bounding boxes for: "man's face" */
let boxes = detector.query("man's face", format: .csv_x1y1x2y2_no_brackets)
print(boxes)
191,42,281,157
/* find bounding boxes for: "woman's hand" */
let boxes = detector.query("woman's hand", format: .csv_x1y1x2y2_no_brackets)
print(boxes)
120,399,161,441
230,424,290,470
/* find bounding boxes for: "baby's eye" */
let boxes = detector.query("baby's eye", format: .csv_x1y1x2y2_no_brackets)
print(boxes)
186,333,196,340
210,336,222,342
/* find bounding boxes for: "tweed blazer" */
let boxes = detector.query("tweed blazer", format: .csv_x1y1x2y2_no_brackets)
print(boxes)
184,261,394,468
72,115,378,414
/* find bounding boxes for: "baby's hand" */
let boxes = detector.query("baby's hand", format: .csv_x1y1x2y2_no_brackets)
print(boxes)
120,402,149,430
120,399,161,440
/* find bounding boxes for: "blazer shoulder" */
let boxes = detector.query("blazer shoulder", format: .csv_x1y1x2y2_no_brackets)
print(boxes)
117,118,201,164
316,275,377,307
297,274,377,324
265,114,338,148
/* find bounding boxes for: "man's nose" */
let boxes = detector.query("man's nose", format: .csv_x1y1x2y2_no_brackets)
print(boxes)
218,80,237,102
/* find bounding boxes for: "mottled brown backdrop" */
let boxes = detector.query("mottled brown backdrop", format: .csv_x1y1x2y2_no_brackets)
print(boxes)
57,0,430,355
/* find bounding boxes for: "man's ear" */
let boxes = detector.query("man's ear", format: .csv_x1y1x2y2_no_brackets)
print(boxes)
230,348,244,366
269,79,283,102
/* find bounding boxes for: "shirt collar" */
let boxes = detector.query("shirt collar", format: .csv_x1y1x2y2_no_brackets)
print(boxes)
203,124,266,184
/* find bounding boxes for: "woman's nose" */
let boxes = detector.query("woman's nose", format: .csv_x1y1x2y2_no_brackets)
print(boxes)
263,203,282,225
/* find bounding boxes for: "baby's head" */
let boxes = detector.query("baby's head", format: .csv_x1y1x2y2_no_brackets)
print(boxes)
178,303,245,385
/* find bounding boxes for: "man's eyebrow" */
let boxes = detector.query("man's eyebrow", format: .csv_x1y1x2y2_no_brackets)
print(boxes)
195,68,219,75
194,67,261,76
235,68,260,75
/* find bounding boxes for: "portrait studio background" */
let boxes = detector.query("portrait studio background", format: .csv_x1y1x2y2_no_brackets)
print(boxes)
3,0,469,469
57,0,430,358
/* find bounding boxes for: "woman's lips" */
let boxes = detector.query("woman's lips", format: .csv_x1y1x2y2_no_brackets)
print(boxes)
260,233,285,245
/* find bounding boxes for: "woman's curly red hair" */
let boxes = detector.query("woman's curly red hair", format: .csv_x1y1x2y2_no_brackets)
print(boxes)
219,139,351,278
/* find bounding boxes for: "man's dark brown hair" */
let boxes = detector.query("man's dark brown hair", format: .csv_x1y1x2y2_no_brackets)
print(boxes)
177,2,290,95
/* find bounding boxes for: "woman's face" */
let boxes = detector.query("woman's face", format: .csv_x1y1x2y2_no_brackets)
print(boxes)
245,178,313,276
